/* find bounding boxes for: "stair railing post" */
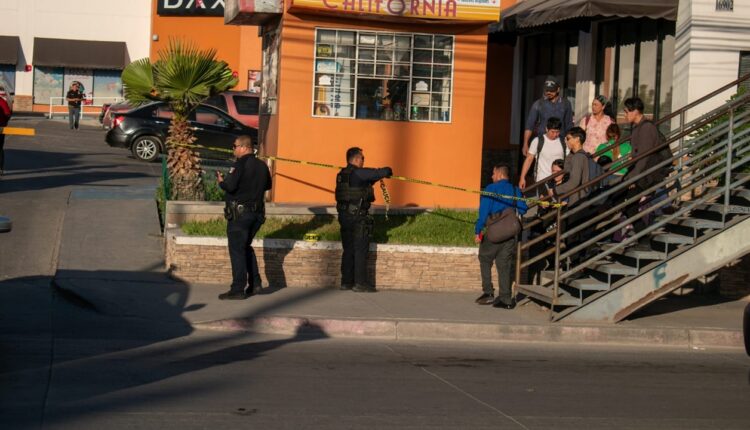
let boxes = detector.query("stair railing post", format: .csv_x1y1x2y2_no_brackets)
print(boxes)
678,110,685,171
514,240,522,301
552,206,562,320
724,107,735,218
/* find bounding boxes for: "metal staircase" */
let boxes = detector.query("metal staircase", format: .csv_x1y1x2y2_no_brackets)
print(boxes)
516,75,750,322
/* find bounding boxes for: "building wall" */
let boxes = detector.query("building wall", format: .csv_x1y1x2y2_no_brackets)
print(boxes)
673,0,750,121
270,13,489,208
0,0,151,101
150,0,262,91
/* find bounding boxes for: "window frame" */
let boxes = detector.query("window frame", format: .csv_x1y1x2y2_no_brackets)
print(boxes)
311,28,455,124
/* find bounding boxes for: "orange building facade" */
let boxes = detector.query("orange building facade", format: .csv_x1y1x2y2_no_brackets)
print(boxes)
150,0,262,92
226,0,501,208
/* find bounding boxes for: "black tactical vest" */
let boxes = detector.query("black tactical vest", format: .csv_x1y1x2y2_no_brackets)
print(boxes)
335,166,375,211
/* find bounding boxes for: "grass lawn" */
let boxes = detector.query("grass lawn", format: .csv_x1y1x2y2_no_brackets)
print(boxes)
182,209,479,247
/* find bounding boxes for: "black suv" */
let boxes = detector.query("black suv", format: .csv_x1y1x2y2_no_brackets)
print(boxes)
105,102,258,162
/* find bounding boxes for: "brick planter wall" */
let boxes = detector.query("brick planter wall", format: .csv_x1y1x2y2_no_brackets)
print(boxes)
165,229,495,291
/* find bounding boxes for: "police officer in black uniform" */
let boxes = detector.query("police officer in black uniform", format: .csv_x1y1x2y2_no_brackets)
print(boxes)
336,147,392,293
216,135,272,300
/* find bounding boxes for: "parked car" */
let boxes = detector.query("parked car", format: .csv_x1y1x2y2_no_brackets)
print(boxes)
105,102,258,162
204,91,260,128
100,101,131,129
0,216,11,233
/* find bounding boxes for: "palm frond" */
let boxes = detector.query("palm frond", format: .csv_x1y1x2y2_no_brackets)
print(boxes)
121,58,159,106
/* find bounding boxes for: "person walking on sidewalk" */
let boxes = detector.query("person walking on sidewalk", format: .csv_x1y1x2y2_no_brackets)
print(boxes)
0,86,11,177
66,82,84,130
335,147,392,293
474,164,527,308
216,135,272,300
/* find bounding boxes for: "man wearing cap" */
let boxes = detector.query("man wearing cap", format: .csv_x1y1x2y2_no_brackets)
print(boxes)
522,76,574,158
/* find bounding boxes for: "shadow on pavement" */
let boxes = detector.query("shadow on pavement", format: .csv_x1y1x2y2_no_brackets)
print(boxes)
0,270,333,428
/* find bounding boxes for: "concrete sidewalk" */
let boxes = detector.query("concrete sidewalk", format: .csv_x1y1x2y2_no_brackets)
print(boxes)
52,185,748,350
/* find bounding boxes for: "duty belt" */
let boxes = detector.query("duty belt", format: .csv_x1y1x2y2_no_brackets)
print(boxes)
337,202,368,216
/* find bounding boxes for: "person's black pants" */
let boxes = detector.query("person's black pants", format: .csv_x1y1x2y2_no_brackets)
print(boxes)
0,134,5,172
478,237,516,302
339,213,372,287
227,211,264,292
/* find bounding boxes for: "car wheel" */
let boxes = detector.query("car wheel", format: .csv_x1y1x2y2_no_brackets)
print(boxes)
131,136,162,162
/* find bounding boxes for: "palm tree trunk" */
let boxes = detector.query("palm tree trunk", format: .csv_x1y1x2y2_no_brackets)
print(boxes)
166,116,205,201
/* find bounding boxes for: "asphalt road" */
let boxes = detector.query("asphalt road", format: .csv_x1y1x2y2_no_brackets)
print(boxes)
2,290,750,430
0,118,160,280
1,118,750,429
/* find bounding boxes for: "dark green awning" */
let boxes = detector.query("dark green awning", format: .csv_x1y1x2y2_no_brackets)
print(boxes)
33,37,129,70
0,35,21,65
491,0,679,32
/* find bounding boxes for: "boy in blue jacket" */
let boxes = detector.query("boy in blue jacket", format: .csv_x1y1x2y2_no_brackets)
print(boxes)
474,164,528,308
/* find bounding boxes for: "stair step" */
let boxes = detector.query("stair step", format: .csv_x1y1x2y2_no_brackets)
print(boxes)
622,246,665,261
592,262,638,276
568,277,610,291
672,217,724,230
516,284,579,306
731,189,750,200
652,233,694,245
696,203,750,214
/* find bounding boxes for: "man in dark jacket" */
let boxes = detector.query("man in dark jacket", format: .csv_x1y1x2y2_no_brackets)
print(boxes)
620,97,670,237
522,76,574,157
216,135,272,300
336,147,392,293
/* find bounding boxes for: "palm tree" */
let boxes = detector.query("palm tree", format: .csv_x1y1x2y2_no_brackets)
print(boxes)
121,41,238,200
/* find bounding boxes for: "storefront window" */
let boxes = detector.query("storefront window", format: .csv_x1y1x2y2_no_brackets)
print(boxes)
33,66,121,105
313,28,454,123
596,19,675,122
33,67,64,105
0,65,15,95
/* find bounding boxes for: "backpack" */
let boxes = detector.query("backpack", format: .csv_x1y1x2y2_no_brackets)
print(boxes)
534,134,567,180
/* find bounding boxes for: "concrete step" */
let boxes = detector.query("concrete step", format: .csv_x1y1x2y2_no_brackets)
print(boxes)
516,284,579,306
568,277,610,292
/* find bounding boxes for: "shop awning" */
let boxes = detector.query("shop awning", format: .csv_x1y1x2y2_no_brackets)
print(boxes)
0,35,21,65
490,0,679,32
32,37,129,70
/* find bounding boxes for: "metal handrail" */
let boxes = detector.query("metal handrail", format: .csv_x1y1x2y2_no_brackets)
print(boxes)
520,94,750,242
521,73,750,197
516,79,750,309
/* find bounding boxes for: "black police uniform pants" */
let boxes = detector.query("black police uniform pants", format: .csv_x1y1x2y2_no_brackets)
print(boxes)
478,236,516,302
339,213,372,287
0,134,5,171
227,211,264,293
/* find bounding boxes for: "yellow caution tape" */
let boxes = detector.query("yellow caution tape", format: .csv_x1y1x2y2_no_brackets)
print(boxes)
0,127,36,136
172,142,561,208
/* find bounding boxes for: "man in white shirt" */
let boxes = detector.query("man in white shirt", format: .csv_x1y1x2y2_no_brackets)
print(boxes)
519,117,566,190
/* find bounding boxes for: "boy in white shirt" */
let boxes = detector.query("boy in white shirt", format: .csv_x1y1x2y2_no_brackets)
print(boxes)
519,117,566,191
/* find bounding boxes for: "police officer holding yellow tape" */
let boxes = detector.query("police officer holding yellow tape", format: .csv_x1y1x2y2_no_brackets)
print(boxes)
336,147,392,293
216,135,272,300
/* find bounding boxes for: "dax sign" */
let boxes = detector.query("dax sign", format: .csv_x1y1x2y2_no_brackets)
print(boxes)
157,0,226,16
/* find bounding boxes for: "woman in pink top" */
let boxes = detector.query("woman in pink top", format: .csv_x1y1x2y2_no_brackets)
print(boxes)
580,95,613,154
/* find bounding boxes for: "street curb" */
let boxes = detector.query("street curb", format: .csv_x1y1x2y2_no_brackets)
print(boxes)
192,316,744,349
